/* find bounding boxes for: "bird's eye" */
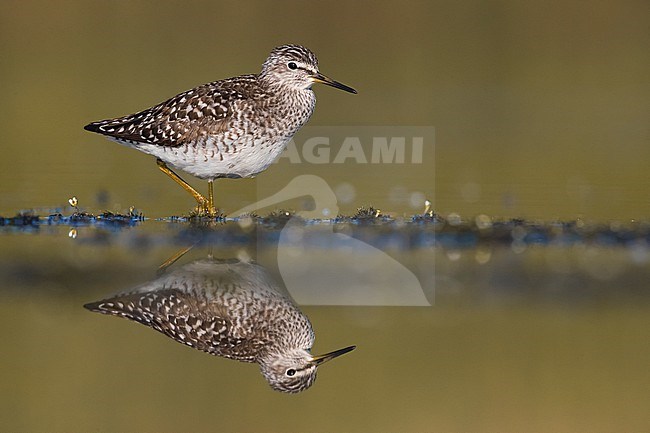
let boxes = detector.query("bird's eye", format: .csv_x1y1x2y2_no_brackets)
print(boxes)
286,368,296,376
287,62,298,70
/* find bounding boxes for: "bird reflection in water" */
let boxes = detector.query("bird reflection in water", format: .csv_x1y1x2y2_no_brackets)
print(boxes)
84,256,355,393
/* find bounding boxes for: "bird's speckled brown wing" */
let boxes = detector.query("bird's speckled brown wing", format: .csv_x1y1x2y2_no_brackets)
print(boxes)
84,288,266,362
84,75,260,148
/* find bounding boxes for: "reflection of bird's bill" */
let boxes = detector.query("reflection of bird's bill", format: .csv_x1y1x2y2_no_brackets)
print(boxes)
310,345,356,365
310,73,357,94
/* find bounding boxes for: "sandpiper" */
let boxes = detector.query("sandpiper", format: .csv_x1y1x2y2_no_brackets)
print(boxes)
85,258,355,393
84,44,356,216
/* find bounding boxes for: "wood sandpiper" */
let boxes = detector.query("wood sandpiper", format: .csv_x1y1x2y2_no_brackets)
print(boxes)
84,44,356,216
84,257,355,393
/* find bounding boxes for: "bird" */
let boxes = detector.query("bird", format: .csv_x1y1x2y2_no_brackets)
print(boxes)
84,257,355,393
84,44,357,216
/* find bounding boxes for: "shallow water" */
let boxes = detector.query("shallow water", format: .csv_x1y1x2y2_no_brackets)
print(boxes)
1,219,648,432
1,1,649,431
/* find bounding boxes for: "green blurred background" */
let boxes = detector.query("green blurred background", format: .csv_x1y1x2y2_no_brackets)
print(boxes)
1,2,650,432
1,0,648,219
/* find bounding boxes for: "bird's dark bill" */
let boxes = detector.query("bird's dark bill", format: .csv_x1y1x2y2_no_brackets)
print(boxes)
311,73,357,94
310,345,356,365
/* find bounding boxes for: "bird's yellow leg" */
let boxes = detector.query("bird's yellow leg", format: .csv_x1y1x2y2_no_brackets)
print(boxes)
156,159,213,215
157,243,196,274
207,180,215,215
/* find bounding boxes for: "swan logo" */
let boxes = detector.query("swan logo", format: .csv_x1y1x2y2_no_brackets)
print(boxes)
230,175,431,306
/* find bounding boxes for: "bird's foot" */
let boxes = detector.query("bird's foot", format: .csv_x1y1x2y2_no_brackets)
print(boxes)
190,199,221,219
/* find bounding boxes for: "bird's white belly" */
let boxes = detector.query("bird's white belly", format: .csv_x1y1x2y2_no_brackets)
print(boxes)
115,132,293,180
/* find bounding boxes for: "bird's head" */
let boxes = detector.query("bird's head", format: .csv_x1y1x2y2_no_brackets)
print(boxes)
260,44,356,94
259,345,356,393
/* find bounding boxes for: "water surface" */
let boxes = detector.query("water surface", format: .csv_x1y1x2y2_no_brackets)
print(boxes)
1,220,648,432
